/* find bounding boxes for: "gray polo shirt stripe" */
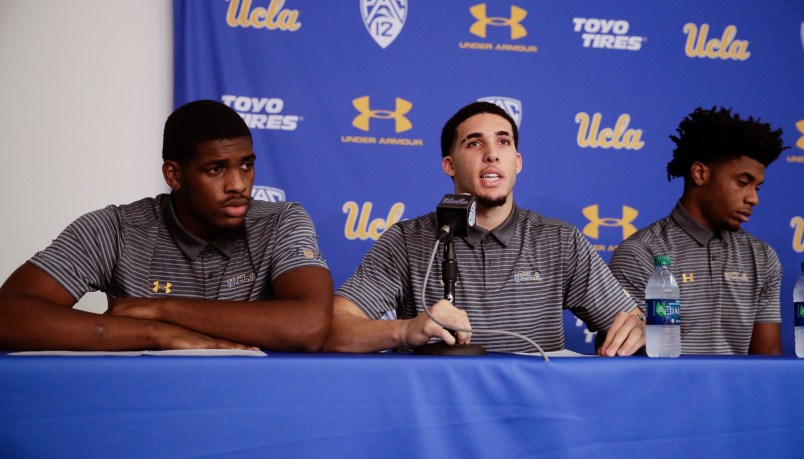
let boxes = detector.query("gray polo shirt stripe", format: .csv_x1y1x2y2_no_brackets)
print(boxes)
338,204,637,353
609,201,781,354
30,194,327,303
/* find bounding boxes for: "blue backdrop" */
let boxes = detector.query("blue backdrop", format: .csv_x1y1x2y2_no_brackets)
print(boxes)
174,0,804,354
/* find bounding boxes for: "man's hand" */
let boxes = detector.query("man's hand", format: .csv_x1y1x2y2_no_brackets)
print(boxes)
154,323,258,351
107,297,165,321
597,310,646,357
402,300,472,348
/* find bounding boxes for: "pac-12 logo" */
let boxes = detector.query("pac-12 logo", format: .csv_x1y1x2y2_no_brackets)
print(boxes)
477,96,522,127
361,0,407,49
252,185,286,202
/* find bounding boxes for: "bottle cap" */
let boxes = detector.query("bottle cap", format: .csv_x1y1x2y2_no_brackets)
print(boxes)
653,254,671,266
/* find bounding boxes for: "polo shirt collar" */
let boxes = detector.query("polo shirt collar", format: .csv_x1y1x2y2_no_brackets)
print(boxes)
671,200,725,245
163,194,239,260
465,204,518,247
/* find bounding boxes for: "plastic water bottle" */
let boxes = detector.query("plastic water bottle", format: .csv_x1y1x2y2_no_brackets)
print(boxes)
645,254,681,357
795,261,804,358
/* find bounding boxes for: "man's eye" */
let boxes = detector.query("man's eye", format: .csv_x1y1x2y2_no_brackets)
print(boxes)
208,167,223,174
242,162,254,170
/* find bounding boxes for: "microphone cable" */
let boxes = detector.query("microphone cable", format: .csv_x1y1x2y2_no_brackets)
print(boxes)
419,238,550,362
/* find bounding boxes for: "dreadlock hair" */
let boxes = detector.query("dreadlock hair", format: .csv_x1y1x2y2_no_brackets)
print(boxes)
666,106,786,182
162,100,252,164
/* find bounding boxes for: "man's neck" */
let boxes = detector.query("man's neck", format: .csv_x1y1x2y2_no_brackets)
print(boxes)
679,193,714,231
474,199,514,231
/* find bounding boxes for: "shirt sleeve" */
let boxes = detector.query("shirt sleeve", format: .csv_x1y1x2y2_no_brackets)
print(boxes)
269,202,329,282
609,237,655,308
28,206,122,301
563,227,638,332
336,223,410,320
755,243,782,323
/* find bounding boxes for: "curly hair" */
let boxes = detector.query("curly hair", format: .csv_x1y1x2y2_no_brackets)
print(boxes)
666,106,786,181
162,100,252,164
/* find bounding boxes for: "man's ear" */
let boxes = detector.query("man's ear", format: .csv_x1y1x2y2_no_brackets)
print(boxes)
442,155,455,177
690,161,709,187
162,160,182,191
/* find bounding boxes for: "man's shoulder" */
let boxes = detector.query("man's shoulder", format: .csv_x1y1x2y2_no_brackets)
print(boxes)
73,195,162,231
517,208,583,235
620,214,677,247
245,199,295,221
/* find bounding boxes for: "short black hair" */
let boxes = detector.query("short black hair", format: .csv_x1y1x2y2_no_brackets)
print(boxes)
667,106,786,181
162,100,252,164
440,101,519,158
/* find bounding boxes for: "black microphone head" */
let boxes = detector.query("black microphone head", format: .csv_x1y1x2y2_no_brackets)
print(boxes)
436,194,476,239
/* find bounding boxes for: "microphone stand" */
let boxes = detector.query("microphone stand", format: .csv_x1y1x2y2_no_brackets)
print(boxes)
414,234,486,356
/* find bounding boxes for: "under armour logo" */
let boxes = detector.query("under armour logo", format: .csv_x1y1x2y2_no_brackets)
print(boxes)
152,281,172,294
582,204,638,240
681,273,694,283
469,4,527,40
796,120,804,150
352,96,412,133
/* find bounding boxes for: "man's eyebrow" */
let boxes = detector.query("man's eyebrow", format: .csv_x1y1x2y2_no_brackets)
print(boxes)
459,131,512,145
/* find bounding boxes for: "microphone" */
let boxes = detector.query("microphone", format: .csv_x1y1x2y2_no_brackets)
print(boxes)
436,194,477,241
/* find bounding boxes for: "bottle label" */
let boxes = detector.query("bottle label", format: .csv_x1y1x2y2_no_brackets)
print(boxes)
796,302,804,327
646,299,680,325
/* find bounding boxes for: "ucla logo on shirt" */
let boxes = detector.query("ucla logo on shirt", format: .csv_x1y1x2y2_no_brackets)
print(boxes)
221,94,301,131
683,23,750,61
582,204,638,252
724,271,749,282
459,3,537,53
152,281,173,294
572,18,646,51
791,216,804,253
225,0,301,32
252,185,286,202
514,271,541,282
361,0,407,49
341,96,423,147
575,112,644,150
226,272,256,288
343,201,405,241
477,96,522,127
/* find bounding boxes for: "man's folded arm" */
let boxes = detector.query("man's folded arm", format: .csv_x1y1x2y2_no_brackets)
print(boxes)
0,262,251,351
109,266,334,352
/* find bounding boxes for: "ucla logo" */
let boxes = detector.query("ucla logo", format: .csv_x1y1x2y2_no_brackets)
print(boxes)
152,281,172,294
352,96,412,133
343,201,405,241
477,96,522,127
226,273,256,288
791,216,804,253
514,271,541,282
582,205,638,241
576,112,645,150
470,4,527,39
252,185,286,202
221,94,300,131
681,273,695,284
724,272,749,282
361,0,407,49
572,18,645,51
683,23,750,61
225,0,301,31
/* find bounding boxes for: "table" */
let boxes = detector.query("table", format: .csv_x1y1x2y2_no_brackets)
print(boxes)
1,353,801,458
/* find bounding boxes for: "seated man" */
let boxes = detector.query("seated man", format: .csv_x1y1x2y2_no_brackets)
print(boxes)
609,106,786,354
0,100,333,351
325,101,644,356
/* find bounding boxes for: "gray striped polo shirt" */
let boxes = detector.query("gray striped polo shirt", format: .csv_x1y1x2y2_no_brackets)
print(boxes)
30,194,328,303
609,201,781,354
337,205,638,353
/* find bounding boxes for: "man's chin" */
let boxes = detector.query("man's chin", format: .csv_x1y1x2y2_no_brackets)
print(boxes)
476,196,508,208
